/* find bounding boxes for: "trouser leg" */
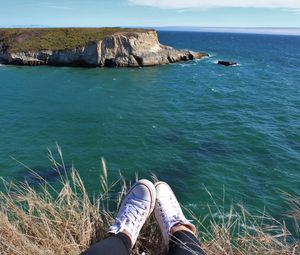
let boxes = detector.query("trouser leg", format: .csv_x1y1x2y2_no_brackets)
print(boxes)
81,233,131,255
167,231,205,255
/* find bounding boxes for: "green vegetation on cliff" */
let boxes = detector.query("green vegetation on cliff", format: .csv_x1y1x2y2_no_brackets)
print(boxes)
0,27,152,52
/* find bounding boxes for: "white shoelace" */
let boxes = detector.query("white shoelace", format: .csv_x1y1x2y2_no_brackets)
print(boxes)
116,199,147,232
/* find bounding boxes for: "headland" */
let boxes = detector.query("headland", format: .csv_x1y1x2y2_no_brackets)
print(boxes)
0,28,208,67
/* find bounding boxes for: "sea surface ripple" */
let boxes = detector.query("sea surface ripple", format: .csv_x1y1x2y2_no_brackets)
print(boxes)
0,31,299,221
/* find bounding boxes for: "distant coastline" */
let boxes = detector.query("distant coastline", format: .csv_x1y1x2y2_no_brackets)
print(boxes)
154,27,300,36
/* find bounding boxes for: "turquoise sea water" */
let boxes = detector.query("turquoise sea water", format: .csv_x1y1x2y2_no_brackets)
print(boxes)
0,31,300,222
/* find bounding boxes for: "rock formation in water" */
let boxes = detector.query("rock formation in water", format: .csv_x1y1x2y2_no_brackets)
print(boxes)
0,29,208,67
217,61,237,66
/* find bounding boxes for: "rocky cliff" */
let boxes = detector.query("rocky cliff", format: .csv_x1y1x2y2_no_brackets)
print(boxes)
0,30,207,67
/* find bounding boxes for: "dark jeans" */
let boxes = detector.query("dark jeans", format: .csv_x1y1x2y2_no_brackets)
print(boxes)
82,231,205,255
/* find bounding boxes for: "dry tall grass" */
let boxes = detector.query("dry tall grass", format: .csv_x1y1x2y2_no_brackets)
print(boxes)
0,147,299,255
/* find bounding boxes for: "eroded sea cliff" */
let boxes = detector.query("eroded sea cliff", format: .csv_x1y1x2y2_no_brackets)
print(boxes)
0,28,207,67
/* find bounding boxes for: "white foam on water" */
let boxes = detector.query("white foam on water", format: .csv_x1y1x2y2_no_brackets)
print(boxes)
186,203,198,209
179,61,198,67
226,63,242,67
195,56,209,62
202,56,218,64
211,212,239,219
206,52,216,58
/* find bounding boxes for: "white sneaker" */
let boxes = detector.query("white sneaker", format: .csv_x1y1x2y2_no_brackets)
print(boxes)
154,181,196,246
108,179,156,246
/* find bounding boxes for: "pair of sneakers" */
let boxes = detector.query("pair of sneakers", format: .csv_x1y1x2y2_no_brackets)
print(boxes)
109,179,196,247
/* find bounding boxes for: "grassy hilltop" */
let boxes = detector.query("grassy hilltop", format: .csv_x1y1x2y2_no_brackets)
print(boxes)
0,27,152,52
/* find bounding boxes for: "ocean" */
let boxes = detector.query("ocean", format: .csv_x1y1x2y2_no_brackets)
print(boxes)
0,31,299,222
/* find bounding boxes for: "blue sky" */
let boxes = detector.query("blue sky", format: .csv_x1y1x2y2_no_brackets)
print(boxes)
0,0,299,28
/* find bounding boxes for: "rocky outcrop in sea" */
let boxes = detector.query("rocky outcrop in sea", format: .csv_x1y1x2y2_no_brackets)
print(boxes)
0,31,208,67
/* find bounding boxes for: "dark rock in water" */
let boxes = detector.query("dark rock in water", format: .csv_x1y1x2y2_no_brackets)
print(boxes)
20,165,71,186
218,61,237,66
